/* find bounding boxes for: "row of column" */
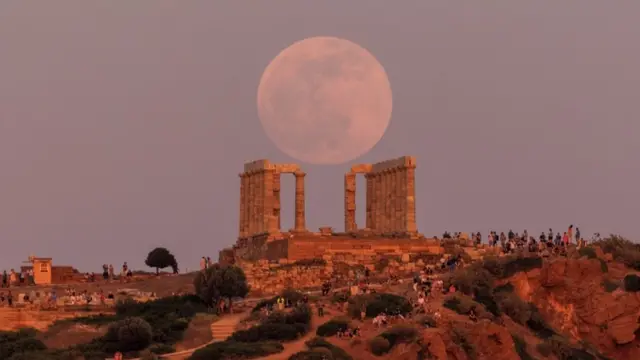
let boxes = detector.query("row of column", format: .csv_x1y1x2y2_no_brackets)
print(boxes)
238,170,306,238
343,165,416,234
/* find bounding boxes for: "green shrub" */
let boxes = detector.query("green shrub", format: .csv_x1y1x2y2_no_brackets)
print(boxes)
0,331,47,360
602,279,618,293
594,235,640,271
188,340,284,360
289,349,334,360
526,310,555,339
498,294,532,325
231,323,306,342
316,318,350,337
379,325,417,348
543,336,598,360
106,316,153,352
252,289,305,312
305,337,353,360
266,305,312,326
369,336,391,356
623,274,640,292
578,247,597,259
599,259,608,273
451,328,476,359
331,290,350,303
148,343,175,354
448,263,494,295
493,283,515,294
347,293,411,318
443,294,478,315
500,256,543,278
511,334,534,360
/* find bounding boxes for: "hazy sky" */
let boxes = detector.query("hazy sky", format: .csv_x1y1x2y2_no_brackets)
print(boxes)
1,1,639,272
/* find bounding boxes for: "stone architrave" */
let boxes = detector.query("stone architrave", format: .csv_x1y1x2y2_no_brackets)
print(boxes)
294,171,306,232
344,172,356,232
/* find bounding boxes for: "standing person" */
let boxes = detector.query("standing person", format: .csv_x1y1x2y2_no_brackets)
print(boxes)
207,257,212,268
108,264,114,280
102,264,109,280
9,269,16,287
200,257,206,272
7,290,13,307
568,225,574,244
562,232,569,246
548,229,554,242
575,227,581,243
1,270,7,288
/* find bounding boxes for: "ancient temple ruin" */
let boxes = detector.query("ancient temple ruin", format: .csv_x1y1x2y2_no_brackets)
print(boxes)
221,156,439,263
344,156,417,235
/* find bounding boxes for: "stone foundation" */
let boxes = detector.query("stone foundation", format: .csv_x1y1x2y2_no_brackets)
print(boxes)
220,232,443,264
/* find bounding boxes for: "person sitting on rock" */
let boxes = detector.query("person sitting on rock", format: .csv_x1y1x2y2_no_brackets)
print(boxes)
468,307,478,322
350,326,361,337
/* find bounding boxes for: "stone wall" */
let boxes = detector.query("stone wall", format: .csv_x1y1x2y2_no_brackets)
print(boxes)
0,308,109,331
285,236,443,262
241,252,447,296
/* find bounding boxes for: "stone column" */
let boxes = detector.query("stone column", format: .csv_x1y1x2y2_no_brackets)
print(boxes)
397,168,407,233
374,172,383,233
255,170,264,233
405,165,417,233
273,172,281,231
365,173,373,229
294,171,306,232
263,168,276,234
246,172,254,236
239,173,246,237
344,172,356,232
390,168,398,232
380,170,387,233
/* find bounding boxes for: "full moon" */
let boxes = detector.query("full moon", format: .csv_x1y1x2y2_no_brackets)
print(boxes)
257,36,393,165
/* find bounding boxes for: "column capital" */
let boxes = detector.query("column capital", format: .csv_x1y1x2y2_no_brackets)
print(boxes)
294,171,306,178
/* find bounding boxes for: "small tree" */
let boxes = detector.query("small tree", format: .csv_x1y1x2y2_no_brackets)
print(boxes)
194,264,249,310
145,247,178,274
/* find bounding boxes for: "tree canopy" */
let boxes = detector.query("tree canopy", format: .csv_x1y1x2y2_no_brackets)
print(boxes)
194,264,249,305
145,247,178,274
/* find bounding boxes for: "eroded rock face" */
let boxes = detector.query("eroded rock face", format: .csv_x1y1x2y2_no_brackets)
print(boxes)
508,255,640,358
466,320,520,360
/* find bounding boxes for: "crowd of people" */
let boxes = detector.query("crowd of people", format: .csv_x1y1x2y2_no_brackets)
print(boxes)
443,224,598,256
1,268,36,288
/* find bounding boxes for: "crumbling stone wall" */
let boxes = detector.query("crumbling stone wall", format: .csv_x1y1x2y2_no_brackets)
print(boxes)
241,253,446,296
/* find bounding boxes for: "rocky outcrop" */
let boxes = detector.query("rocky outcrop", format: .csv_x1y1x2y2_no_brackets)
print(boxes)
507,254,640,358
